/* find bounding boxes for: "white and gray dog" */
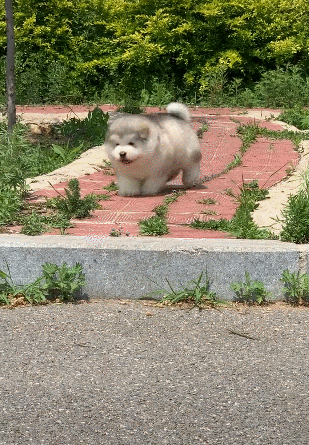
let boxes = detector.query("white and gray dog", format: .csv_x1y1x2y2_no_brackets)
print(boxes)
104,102,201,196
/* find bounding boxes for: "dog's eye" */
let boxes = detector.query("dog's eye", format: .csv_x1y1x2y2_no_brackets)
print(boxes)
128,142,134,146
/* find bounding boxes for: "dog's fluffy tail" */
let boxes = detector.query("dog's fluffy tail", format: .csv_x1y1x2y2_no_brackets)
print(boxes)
166,102,190,122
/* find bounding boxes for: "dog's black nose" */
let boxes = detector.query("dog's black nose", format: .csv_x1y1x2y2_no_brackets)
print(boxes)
119,151,127,158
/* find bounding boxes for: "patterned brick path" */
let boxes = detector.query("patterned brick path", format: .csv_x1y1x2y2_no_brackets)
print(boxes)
14,106,299,239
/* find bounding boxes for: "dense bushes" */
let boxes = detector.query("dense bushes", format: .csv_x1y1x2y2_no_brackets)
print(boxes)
1,0,309,105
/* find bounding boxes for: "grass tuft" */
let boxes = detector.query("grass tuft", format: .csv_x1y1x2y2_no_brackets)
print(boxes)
138,190,185,236
143,271,228,309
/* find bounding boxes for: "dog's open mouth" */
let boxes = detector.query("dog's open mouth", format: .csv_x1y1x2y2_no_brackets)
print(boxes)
120,159,133,165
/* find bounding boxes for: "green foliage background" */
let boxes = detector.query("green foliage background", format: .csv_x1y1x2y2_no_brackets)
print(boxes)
1,0,309,104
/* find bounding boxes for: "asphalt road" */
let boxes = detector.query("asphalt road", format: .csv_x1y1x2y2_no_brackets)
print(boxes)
1,299,309,445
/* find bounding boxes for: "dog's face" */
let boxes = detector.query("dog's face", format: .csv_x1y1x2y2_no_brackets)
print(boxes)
105,117,156,167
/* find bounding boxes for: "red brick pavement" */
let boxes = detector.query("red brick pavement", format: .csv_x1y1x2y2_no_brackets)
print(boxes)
12,106,299,239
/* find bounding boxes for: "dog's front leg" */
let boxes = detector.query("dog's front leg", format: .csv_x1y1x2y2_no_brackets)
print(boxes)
141,177,167,196
117,177,142,196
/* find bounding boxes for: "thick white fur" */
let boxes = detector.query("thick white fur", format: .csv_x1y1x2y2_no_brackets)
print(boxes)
104,103,201,196
166,102,191,122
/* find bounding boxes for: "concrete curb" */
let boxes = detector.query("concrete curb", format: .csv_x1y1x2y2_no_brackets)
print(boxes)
1,234,307,300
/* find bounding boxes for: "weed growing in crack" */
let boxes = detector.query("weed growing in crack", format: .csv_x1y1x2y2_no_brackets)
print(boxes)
190,180,277,240
201,209,218,216
236,121,306,155
224,153,242,171
19,179,106,235
236,121,261,154
143,271,228,309
0,260,86,307
101,160,115,175
280,270,309,305
103,180,118,192
138,190,185,236
197,197,217,205
230,271,271,305
139,215,169,236
109,223,130,237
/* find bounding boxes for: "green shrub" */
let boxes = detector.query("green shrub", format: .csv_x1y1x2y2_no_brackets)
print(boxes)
54,107,109,147
253,66,309,108
2,0,309,105
278,107,309,130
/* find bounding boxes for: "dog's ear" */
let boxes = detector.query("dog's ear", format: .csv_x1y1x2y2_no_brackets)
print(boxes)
138,125,150,140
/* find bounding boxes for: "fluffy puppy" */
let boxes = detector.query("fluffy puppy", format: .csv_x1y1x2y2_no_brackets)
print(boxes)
104,103,201,196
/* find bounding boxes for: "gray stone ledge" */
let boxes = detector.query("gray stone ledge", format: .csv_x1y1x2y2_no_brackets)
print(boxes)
0,235,307,300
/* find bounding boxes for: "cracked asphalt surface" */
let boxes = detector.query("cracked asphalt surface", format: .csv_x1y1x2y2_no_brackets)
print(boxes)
1,299,309,445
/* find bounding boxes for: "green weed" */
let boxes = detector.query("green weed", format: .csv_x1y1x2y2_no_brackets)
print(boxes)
224,153,242,171
0,260,86,306
236,122,305,156
109,228,123,237
280,172,309,243
201,209,218,216
280,269,309,305
41,262,86,302
103,181,118,192
230,271,271,305
0,108,110,230
190,180,276,240
138,190,185,236
197,197,217,205
54,107,109,147
236,122,261,155
144,271,227,309
47,178,101,219
20,210,46,236
0,186,24,226
16,179,105,235
0,261,48,305
101,160,115,176
138,215,169,236
116,104,145,114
